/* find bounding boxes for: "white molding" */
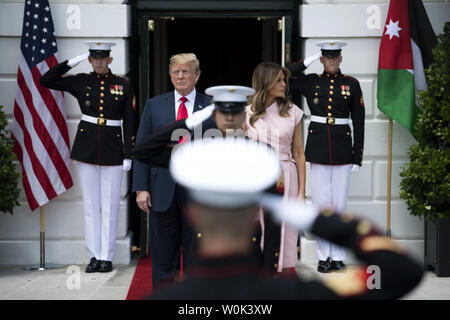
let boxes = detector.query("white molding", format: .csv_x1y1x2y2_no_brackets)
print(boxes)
0,3,131,37
300,3,450,37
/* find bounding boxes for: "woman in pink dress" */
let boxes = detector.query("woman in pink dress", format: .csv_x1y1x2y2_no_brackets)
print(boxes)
244,62,306,274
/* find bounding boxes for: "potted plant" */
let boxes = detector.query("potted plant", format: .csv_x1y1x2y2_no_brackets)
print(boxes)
0,105,20,214
399,22,450,277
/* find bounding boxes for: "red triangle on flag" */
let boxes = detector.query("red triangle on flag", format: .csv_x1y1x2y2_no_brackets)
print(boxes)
378,0,414,70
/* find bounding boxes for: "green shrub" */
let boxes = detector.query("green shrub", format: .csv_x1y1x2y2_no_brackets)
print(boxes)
0,105,20,214
399,22,450,222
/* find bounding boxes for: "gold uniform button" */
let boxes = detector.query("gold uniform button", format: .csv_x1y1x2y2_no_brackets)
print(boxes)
274,264,278,268
86,93,90,97
321,208,334,217
275,252,279,257
115,97,119,101
252,237,257,242
80,128,84,132
340,213,353,223
330,85,334,89
100,100,104,104
330,79,335,83
357,220,372,235
100,81,105,85
328,106,332,110
99,107,103,111
100,93,104,97
100,86,105,91
100,114,104,117
310,130,313,133
327,113,332,117
197,233,202,238
329,91,334,95
329,98,332,102
347,132,350,135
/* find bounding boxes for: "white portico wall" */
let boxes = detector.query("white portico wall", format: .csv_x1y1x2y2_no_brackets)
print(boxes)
0,0,132,265
0,0,449,266
299,1,450,264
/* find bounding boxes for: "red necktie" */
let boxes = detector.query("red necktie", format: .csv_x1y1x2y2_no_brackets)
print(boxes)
176,96,188,120
176,96,189,143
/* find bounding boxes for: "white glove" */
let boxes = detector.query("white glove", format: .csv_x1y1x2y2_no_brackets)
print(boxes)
260,194,320,231
67,53,90,68
185,104,215,130
122,159,132,171
303,52,322,68
351,164,360,173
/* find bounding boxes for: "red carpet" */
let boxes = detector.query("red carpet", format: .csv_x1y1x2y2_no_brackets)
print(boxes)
126,256,153,300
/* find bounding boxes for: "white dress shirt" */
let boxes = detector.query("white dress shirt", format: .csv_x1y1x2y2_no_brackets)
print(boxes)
174,89,196,119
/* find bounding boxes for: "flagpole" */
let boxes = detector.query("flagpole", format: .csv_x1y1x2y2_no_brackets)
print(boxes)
24,205,61,271
39,206,45,270
386,119,393,238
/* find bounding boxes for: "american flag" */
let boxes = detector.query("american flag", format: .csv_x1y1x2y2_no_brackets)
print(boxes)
11,0,73,211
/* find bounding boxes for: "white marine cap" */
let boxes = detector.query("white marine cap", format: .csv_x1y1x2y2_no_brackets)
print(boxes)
205,85,255,103
205,85,255,113
84,41,116,57
316,40,347,57
170,138,280,208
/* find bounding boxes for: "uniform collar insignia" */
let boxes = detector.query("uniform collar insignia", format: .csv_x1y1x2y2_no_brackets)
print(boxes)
91,69,113,79
323,69,342,79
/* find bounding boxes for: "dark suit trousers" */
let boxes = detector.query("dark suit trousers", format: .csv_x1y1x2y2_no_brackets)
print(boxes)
149,185,194,288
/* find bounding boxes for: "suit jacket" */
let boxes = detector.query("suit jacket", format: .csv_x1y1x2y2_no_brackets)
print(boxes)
288,62,365,166
132,90,212,212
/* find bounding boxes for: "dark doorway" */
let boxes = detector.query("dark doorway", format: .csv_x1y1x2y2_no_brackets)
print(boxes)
148,17,282,97
133,16,283,253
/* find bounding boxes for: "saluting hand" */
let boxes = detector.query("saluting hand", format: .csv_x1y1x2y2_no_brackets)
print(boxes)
261,194,319,231
303,52,322,68
185,104,215,130
67,52,89,68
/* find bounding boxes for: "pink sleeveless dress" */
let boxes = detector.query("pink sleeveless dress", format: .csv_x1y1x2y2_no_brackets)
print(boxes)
245,102,304,272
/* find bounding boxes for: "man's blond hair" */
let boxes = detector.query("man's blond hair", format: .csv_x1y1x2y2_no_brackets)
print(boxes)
169,53,200,73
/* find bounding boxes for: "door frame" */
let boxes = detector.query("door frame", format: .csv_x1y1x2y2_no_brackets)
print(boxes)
128,0,302,255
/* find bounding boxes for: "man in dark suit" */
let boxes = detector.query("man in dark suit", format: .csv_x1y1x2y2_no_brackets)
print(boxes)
132,53,212,288
288,41,365,273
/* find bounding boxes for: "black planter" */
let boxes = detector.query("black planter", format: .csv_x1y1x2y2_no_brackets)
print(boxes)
424,218,450,277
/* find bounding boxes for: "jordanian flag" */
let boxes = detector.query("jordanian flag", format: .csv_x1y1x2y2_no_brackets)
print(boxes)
377,0,437,137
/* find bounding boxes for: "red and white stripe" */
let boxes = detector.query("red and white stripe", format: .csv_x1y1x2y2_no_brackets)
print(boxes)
12,53,73,211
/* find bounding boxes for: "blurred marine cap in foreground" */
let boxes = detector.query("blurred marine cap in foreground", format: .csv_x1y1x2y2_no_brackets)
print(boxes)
170,138,280,208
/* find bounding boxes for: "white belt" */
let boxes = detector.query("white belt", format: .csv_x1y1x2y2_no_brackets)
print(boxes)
310,115,349,125
81,114,121,126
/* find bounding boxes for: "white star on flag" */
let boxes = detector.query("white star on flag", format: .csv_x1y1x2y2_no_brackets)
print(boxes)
385,19,402,40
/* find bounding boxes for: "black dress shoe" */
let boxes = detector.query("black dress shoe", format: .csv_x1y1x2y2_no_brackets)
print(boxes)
317,258,332,273
98,260,113,273
85,257,99,273
331,260,346,271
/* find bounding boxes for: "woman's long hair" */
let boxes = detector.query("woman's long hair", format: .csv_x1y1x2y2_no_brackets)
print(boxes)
248,62,292,127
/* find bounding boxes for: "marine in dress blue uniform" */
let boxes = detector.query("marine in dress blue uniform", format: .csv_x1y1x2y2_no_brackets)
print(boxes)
288,41,365,272
147,139,422,300
39,42,136,272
